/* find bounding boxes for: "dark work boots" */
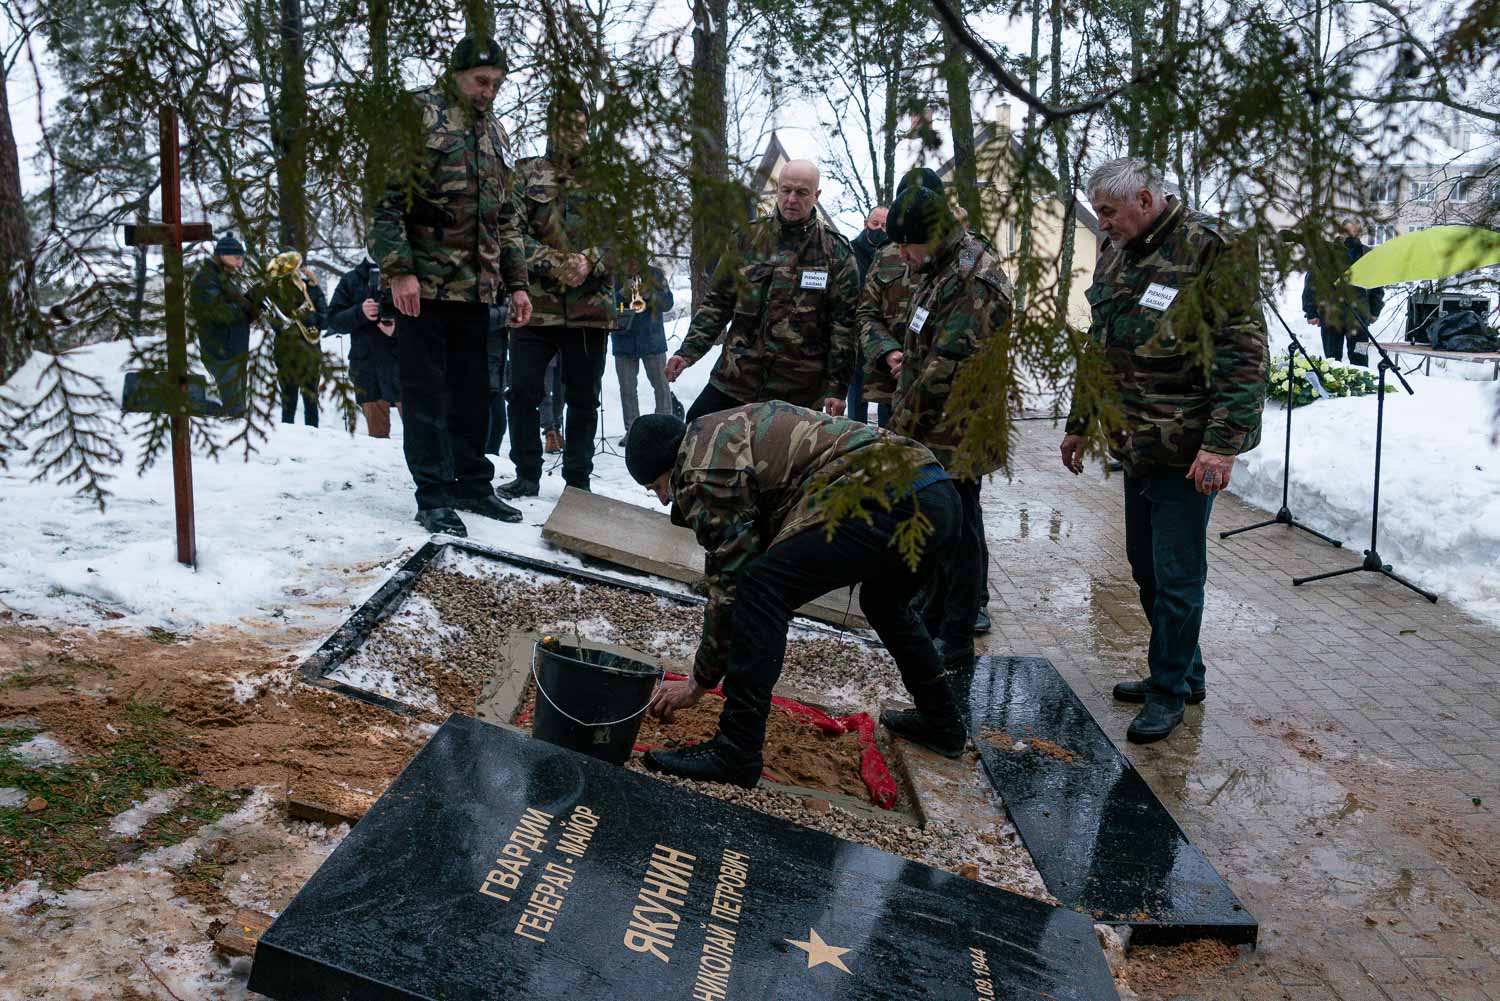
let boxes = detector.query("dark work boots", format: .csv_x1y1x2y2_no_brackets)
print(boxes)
880,707,967,758
1112,679,1206,705
454,494,524,524
642,737,762,789
1126,703,1184,744
414,507,467,537
497,478,540,499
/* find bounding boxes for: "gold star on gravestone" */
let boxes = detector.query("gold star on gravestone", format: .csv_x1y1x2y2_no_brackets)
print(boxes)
786,927,852,974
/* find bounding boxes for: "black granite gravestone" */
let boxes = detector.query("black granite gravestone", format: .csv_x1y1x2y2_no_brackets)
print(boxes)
966,657,1258,946
249,715,1119,1001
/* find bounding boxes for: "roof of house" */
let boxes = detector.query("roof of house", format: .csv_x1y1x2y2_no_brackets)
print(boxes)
744,130,840,229
934,122,1101,238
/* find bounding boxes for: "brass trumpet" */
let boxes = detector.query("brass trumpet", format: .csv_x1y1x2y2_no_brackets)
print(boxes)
259,250,319,344
628,276,647,314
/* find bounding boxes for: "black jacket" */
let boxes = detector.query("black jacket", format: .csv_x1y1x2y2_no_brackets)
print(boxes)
610,265,673,358
189,258,258,361
272,277,328,375
328,260,401,356
1302,235,1384,330
850,227,889,286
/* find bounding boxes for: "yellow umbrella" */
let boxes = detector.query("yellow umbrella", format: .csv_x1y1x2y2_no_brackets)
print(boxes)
1347,224,1500,288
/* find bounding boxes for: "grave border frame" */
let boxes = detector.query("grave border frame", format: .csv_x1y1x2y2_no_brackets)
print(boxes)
297,539,864,718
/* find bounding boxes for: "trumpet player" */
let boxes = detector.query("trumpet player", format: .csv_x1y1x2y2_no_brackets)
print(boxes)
611,262,674,440
265,256,329,427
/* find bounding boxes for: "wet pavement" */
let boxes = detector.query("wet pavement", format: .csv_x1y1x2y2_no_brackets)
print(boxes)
976,419,1500,1000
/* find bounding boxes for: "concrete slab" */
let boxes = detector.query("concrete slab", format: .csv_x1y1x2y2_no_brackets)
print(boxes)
541,486,868,630
885,715,1012,831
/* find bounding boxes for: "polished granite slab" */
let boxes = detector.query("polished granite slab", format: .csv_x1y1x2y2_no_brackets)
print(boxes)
249,715,1118,1000
966,656,1258,946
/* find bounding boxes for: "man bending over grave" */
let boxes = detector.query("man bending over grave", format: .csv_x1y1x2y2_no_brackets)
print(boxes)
624,403,969,787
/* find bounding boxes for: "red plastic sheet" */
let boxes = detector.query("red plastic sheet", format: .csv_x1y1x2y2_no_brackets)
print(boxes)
515,671,899,809
639,673,899,810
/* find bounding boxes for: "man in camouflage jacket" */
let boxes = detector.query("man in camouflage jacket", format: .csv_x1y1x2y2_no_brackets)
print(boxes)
879,183,1013,683
1061,157,1268,744
498,89,619,498
664,160,859,423
855,240,906,424
622,403,969,787
369,35,532,536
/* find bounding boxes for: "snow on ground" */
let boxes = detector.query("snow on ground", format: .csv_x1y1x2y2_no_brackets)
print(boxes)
107,787,187,837
2,296,1498,637
5,733,78,766
1229,375,1500,624
0,313,717,647
0,789,347,1001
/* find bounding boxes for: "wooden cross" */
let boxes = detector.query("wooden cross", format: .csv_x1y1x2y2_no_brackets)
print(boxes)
122,107,213,568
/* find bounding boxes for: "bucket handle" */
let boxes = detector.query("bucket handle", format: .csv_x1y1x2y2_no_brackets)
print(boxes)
531,645,665,730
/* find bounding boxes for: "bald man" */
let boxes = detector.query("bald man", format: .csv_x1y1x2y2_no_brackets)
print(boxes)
666,159,860,422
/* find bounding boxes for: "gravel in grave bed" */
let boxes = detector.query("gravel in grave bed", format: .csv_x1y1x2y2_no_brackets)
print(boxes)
627,761,1056,905
326,551,1055,906
329,552,912,719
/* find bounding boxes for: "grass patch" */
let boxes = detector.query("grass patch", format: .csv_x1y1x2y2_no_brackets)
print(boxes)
0,665,43,690
0,701,247,888
1,726,40,751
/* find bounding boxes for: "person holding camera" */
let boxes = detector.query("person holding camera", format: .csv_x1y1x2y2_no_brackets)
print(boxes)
327,255,401,438
369,35,533,535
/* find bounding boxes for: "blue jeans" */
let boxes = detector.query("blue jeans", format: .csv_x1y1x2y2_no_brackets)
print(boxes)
1122,471,1214,710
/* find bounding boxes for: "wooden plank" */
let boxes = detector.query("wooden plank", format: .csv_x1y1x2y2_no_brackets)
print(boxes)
541,486,869,630
1376,340,1500,361
122,222,214,246
285,795,366,828
213,908,274,958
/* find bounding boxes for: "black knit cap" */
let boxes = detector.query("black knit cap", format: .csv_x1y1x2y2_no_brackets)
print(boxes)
886,185,950,245
450,36,506,75
625,414,687,485
549,86,590,125
896,166,944,196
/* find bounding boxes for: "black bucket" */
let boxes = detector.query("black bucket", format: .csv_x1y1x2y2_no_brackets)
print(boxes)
530,642,663,765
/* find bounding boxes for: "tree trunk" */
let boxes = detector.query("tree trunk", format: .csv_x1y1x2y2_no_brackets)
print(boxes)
464,0,491,37
1125,0,1148,158
129,196,150,338
880,30,903,205
939,2,983,231
1014,0,1042,308
0,60,36,383
688,0,730,312
276,0,309,252
1050,0,1077,318
362,0,392,229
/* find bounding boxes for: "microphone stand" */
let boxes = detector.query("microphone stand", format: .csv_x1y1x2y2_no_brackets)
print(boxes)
1291,323,1438,602
1220,293,1343,547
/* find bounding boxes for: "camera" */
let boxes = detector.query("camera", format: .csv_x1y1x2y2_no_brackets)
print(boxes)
378,286,398,324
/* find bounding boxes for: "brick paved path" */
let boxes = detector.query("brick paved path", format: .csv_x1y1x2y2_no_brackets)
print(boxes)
978,418,1500,1000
